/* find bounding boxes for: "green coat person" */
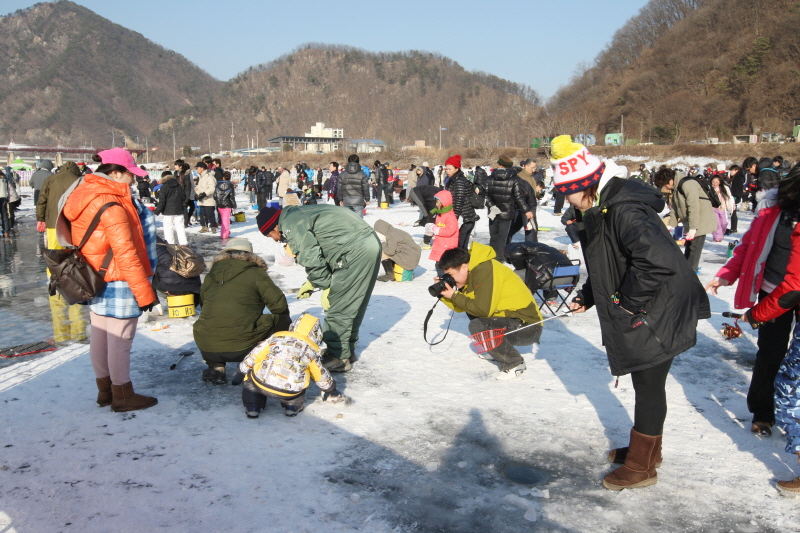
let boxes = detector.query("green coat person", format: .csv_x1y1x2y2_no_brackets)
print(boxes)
257,205,382,372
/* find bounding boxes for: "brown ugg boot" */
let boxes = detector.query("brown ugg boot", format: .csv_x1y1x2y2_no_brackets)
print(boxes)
777,476,800,494
96,377,112,407
603,429,661,490
607,445,663,468
111,382,158,412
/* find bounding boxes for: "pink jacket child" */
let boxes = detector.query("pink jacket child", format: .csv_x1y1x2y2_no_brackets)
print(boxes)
429,190,459,262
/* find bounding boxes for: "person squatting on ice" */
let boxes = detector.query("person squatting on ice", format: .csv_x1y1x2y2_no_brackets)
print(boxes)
193,238,291,385
438,243,543,381
552,135,710,490
235,314,347,419
63,148,160,412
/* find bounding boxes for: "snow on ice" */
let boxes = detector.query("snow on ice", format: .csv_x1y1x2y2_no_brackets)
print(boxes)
1,186,798,533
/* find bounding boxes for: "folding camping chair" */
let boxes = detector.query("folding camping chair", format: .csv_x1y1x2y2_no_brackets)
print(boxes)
536,259,581,315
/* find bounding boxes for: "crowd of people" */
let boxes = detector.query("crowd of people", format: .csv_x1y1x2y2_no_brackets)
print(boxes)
17,138,800,495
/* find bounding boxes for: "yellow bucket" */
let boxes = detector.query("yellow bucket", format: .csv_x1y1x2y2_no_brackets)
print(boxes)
167,294,195,318
233,212,246,222
394,263,414,282
380,202,389,209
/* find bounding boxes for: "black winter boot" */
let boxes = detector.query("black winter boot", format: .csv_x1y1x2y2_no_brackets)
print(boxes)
377,259,396,282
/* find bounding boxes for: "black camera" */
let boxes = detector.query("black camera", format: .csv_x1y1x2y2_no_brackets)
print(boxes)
428,273,457,297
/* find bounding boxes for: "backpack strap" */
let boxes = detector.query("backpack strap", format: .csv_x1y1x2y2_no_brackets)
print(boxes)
77,202,121,279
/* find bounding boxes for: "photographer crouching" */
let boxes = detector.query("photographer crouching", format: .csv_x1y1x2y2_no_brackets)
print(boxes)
435,243,543,380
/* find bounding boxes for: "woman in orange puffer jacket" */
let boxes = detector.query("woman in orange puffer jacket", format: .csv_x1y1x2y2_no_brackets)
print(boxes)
63,148,159,413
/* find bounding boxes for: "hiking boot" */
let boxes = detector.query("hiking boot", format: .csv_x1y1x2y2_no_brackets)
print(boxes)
284,405,305,417
751,421,773,437
322,354,352,373
496,362,526,381
377,273,395,282
377,259,395,282
96,376,112,407
110,382,158,412
777,476,800,495
211,226,218,234
199,226,209,233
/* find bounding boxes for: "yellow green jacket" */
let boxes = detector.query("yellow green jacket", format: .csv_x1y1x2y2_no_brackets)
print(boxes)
442,242,542,324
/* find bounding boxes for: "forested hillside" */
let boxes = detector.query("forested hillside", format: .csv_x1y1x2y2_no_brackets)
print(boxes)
0,1,221,146
545,0,800,143
151,45,542,153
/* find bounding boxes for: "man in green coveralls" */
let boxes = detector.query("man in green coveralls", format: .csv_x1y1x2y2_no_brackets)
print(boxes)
257,204,381,372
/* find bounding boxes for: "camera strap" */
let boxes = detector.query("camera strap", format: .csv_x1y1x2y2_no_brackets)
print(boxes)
423,298,454,346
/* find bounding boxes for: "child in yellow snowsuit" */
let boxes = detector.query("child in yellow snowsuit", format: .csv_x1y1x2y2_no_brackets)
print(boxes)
237,313,344,418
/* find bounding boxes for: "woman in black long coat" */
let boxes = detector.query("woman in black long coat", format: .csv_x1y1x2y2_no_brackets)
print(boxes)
553,136,709,491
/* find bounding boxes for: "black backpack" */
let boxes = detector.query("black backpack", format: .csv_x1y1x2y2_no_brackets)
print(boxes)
469,180,486,210
677,176,721,209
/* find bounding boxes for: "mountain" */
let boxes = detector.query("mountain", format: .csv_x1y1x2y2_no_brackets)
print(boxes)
547,0,800,143
0,1,222,146
151,45,542,154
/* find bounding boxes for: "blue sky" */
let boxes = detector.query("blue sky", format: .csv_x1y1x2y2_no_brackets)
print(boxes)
3,0,650,98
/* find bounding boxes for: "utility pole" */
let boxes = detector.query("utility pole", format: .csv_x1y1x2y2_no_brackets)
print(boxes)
111,129,115,147
145,137,149,164
620,114,624,144
172,130,176,160
230,122,235,154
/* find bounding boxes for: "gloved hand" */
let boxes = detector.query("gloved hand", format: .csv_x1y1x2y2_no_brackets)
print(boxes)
323,389,347,403
487,206,502,220
37,221,46,233
742,310,763,330
138,300,157,312
296,280,315,299
231,370,246,386
320,288,331,311
685,229,696,241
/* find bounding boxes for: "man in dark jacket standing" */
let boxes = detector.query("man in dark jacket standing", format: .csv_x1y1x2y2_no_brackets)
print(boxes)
254,167,269,209
258,204,381,373
485,156,532,258
514,158,540,242
327,162,340,205
263,168,276,201
443,154,477,250
338,154,371,217
552,135,709,491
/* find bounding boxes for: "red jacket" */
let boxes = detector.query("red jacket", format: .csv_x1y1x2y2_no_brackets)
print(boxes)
715,205,781,309
429,190,459,262
750,222,800,322
63,173,155,306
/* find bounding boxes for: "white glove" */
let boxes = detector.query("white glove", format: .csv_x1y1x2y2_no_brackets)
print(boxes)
488,206,502,220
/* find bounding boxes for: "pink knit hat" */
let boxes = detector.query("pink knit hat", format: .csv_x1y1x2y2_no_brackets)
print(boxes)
98,148,147,177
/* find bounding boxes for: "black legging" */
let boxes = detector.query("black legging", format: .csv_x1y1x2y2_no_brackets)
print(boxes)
630,357,673,436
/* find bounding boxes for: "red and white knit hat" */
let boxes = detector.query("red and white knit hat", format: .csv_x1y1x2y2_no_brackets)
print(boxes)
550,135,604,194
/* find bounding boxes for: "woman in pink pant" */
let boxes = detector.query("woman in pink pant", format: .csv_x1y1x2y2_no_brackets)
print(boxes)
214,171,237,239
711,175,735,242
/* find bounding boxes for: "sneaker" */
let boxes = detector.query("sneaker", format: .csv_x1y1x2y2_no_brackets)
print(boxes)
245,406,261,419
496,362,527,381
553,212,562,216
284,405,305,417
322,354,352,373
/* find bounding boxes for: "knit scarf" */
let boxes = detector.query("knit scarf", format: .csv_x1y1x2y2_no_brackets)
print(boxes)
429,204,453,215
